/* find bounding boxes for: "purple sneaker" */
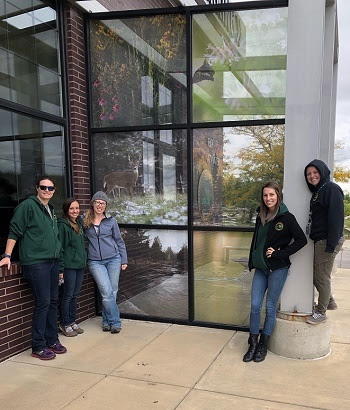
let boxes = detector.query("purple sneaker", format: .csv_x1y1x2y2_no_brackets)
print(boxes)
48,341,67,354
32,347,56,360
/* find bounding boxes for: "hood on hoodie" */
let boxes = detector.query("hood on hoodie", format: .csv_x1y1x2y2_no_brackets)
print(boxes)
304,159,330,192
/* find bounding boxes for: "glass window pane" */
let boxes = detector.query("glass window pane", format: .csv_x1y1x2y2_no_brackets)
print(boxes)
90,14,187,127
194,231,254,326
8,53,39,108
0,108,66,261
38,66,61,115
0,48,11,99
7,17,36,63
1,0,62,116
192,8,288,122
119,228,188,320
92,129,187,225
35,28,59,72
193,125,284,226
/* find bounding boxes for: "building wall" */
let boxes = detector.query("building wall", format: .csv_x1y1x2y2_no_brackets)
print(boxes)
0,2,96,363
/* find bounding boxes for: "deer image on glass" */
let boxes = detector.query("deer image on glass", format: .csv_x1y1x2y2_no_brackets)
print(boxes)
103,154,141,198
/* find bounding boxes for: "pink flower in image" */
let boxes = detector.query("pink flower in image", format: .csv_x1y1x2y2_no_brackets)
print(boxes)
93,79,101,87
109,113,116,120
112,104,119,112
98,98,107,106
99,112,108,120
112,95,118,104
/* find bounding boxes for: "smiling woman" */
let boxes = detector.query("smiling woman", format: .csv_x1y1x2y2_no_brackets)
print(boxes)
244,181,307,363
0,176,67,360
83,191,128,333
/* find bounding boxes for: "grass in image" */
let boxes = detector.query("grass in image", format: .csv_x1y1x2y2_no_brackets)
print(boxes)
108,194,188,225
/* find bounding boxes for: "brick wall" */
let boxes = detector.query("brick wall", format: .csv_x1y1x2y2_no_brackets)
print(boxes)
0,265,33,361
65,2,95,321
66,3,91,208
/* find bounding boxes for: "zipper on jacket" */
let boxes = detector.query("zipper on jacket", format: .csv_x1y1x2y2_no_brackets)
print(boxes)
95,224,103,260
42,202,59,259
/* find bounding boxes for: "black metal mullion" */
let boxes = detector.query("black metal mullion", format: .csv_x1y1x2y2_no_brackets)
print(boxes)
0,98,66,125
186,7,194,325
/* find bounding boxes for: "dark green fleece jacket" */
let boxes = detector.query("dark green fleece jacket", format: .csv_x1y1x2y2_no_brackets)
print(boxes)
58,217,86,271
8,196,61,265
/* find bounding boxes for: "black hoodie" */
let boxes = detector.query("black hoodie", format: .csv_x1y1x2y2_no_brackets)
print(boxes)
304,159,344,253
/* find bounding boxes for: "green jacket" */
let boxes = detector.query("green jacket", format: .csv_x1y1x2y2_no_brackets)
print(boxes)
58,217,86,271
8,196,61,265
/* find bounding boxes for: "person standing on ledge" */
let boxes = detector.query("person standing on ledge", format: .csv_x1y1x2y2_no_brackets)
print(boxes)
0,177,67,360
244,181,307,363
304,159,344,324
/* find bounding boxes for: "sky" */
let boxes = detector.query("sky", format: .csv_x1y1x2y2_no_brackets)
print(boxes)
335,0,350,192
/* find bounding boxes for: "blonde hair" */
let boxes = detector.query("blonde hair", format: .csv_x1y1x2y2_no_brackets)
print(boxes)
259,181,283,225
83,201,107,229
83,206,95,229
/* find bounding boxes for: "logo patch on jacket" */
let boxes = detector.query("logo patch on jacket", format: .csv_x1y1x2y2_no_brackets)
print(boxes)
275,222,284,231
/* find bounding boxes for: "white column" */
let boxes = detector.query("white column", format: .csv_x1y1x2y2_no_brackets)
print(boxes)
281,0,327,313
320,3,338,170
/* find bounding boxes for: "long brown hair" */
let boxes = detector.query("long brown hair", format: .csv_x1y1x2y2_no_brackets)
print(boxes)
62,198,80,233
259,181,283,225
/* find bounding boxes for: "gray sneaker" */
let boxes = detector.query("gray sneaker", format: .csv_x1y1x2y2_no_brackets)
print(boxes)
110,326,121,334
327,297,338,310
71,322,84,334
306,311,327,325
59,323,78,337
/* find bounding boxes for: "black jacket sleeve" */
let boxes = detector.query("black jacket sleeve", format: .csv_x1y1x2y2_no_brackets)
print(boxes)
325,185,344,253
271,214,307,260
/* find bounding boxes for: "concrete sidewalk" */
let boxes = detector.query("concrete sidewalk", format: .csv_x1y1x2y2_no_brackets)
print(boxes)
1,265,349,410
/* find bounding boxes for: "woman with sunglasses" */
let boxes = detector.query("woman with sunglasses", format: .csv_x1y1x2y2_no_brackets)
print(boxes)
58,198,86,337
83,191,127,333
0,177,67,360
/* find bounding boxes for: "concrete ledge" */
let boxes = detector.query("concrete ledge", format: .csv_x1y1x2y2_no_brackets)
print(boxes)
268,312,330,359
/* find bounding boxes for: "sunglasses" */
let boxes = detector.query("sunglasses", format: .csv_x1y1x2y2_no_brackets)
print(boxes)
39,185,55,191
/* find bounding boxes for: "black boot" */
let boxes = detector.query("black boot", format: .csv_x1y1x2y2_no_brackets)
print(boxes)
243,334,259,362
254,333,270,362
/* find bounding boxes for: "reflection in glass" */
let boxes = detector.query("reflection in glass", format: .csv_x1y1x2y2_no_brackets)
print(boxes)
193,125,284,226
0,0,62,115
192,8,288,122
92,130,187,225
0,108,66,259
90,14,187,127
194,230,255,326
119,228,188,320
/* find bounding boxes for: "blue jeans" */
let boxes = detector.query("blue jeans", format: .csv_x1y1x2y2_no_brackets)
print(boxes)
88,256,121,328
22,260,60,352
61,268,84,326
249,267,289,335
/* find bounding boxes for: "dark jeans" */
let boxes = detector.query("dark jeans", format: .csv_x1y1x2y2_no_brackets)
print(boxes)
61,268,84,326
22,260,60,352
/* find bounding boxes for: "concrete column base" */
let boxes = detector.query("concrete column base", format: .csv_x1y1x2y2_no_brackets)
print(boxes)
268,312,330,360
